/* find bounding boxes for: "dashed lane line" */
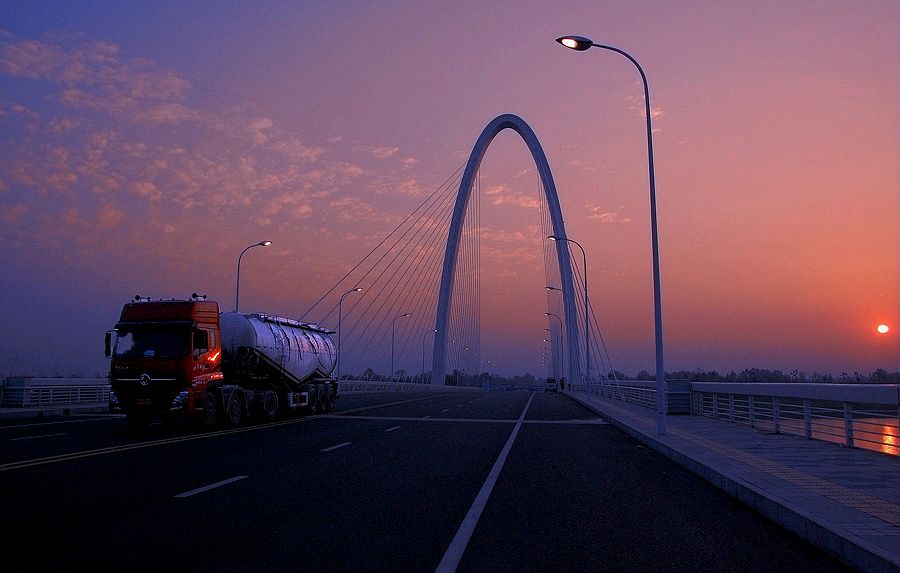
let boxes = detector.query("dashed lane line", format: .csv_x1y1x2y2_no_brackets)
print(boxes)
174,475,247,498
10,432,69,441
321,442,352,452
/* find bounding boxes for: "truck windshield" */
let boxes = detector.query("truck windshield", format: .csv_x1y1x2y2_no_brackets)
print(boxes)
113,327,191,359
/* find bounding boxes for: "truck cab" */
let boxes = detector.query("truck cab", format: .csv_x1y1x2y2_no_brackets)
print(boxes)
106,296,223,430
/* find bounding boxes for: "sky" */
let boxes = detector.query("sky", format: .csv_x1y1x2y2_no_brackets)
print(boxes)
1,0,898,378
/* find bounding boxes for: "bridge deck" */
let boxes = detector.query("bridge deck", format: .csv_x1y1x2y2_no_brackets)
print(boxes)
568,390,900,573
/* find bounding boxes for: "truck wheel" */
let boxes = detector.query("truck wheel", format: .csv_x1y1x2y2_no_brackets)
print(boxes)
126,412,151,433
306,385,319,414
224,390,244,428
262,391,277,423
199,391,219,430
324,384,336,412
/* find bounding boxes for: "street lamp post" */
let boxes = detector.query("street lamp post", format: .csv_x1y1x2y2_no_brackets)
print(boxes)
544,328,560,381
556,35,666,435
423,328,437,383
544,312,564,383
391,313,410,383
235,240,273,313
337,287,363,382
549,235,590,388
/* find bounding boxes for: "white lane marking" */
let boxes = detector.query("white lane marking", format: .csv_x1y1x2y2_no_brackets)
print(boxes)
436,393,535,573
174,475,247,498
10,432,69,441
422,415,431,419
321,442,352,452
441,409,451,413
384,426,402,433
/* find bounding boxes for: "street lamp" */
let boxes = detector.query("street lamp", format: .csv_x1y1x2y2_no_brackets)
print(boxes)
235,240,273,313
391,313,410,383
423,328,437,383
549,235,590,387
337,287,363,381
556,35,666,435
544,312,564,382
544,328,560,381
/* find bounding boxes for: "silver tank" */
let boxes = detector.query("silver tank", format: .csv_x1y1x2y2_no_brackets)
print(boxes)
220,312,335,384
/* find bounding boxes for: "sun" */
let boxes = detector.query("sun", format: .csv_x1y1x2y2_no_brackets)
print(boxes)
877,324,890,334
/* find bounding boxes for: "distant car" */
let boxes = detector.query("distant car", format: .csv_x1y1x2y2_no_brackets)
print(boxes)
544,378,557,393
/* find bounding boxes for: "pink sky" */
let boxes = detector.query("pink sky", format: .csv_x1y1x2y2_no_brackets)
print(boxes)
0,0,897,377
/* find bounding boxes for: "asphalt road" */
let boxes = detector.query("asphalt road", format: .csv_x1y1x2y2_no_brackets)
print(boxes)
1,391,851,571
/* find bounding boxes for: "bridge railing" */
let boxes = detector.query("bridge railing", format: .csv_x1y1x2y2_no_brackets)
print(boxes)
690,382,900,456
0,377,477,408
1,377,110,408
337,380,481,394
579,379,691,414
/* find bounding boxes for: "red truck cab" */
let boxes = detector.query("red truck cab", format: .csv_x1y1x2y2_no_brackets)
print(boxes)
106,296,223,429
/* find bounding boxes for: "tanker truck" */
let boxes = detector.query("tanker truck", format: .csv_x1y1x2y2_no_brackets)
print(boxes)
105,294,337,431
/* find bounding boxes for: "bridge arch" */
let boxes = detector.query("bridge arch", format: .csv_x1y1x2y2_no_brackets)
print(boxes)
431,113,581,385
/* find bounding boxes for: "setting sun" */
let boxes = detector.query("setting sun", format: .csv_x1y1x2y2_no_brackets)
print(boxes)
877,324,890,334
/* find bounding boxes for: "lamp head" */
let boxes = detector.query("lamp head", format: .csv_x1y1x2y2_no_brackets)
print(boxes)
259,240,273,247
556,36,594,51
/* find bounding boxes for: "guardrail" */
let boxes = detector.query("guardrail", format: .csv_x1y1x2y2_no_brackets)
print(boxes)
576,379,691,414
691,383,900,456
0,377,479,408
1,378,110,407
338,380,481,393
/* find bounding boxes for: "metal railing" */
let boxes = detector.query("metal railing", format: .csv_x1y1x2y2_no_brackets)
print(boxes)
338,380,481,394
691,383,900,456
1,378,110,408
583,379,691,414
0,377,477,409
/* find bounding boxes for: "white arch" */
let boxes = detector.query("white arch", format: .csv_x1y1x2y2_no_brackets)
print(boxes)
431,114,581,385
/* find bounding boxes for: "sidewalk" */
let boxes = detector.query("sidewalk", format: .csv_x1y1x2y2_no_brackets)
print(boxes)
567,390,900,573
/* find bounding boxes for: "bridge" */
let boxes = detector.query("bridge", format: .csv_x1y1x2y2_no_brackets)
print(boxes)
2,114,898,570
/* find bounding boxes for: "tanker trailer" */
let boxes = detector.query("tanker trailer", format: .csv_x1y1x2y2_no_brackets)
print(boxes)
106,296,337,431
219,311,337,416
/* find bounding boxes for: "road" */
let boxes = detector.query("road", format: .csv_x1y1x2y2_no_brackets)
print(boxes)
1,391,850,571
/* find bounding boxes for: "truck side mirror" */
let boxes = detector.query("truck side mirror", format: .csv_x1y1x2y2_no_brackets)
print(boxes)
105,331,113,358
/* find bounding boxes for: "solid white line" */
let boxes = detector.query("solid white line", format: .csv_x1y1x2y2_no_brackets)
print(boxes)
10,432,68,441
435,393,535,573
384,426,402,433
174,475,247,498
320,442,352,452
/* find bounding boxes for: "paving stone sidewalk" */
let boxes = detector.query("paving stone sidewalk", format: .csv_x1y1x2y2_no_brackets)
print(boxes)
567,390,900,573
